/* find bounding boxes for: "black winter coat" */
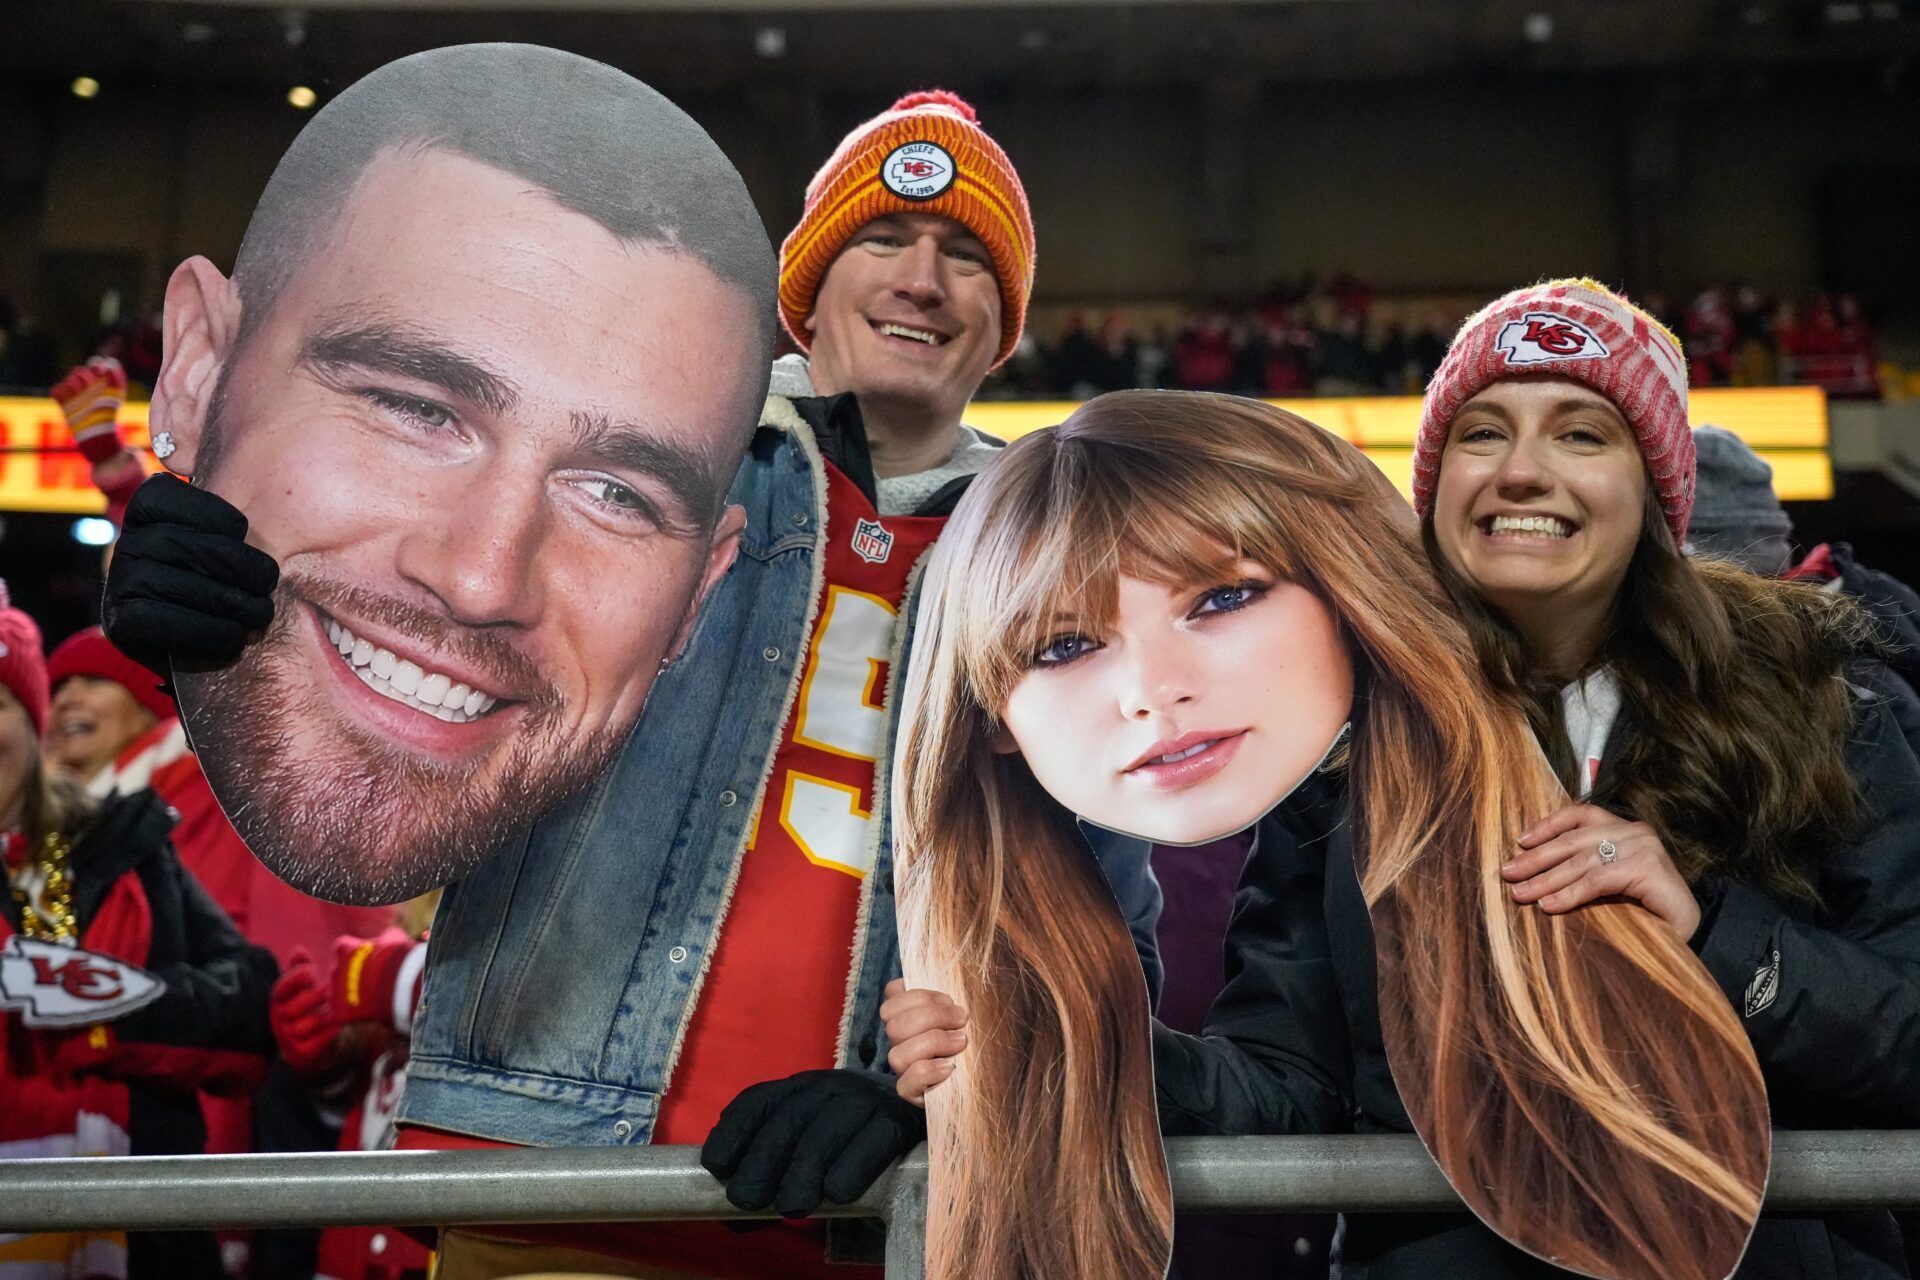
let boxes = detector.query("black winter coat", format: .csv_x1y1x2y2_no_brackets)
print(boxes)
1152,667,1920,1280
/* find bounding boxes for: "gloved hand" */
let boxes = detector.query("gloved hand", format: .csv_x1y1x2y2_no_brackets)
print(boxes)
329,929,420,1030
51,357,129,465
701,1068,926,1218
101,475,278,674
270,949,344,1080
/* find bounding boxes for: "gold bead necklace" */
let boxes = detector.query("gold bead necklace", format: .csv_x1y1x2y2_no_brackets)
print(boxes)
8,832,78,943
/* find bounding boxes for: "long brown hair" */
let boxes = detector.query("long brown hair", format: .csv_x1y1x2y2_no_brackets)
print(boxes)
1428,489,1870,903
895,390,1768,1280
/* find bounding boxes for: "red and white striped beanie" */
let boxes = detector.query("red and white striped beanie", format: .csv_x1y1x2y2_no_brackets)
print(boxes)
1413,278,1695,542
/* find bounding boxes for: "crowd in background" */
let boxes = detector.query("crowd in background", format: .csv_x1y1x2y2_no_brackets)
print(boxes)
0,279,1891,405
974,275,1889,401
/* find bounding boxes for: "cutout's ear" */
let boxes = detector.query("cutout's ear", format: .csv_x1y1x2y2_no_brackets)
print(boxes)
988,722,1019,756
151,256,242,478
665,503,747,662
802,308,818,335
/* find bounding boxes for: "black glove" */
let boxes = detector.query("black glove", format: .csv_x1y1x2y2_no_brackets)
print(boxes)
102,476,279,673
701,1068,925,1218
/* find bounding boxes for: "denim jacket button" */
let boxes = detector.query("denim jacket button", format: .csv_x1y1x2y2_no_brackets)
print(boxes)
792,511,808,527
613,1119,633,1139
719,789,738,806
763,647,780,662
669,945,689,964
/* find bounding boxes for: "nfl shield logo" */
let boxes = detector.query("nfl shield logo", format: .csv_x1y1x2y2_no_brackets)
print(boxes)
852,518,894,565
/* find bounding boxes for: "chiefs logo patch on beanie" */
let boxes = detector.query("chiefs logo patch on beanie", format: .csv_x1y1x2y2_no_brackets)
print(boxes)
882,142,956,200
1495,312,1610,365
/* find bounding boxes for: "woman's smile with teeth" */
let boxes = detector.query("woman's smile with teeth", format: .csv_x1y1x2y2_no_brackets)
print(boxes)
1487,514,1574,539
322,616,500,723
876,321,943,345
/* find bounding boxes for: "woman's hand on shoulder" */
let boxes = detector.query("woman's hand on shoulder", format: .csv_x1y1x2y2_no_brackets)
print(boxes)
1504,803,1702,943
880,978,969,1107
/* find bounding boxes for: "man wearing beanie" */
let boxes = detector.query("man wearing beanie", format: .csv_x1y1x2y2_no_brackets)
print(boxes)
772,89,1030,507
102,83,1160,1280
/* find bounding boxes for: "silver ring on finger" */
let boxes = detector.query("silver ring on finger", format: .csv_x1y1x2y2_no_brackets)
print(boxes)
1597,838,1619,865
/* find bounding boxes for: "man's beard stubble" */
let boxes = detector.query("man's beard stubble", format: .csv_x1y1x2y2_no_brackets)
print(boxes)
177,573,631,905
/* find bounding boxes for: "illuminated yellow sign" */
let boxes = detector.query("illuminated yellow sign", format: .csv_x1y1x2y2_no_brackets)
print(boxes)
965,386,1832,501
0,385,1831,514
0,397,156,515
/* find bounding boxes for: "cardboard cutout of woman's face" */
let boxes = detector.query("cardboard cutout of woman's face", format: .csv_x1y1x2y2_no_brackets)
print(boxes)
997,562,1352,845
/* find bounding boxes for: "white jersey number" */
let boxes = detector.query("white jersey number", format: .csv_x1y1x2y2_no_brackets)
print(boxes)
773,586,898,878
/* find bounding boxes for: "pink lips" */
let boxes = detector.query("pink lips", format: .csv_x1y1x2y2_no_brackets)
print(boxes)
1123,729,1248,791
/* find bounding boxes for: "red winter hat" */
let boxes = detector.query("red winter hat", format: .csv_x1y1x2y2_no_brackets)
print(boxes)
779,89,1036,369
1414,278,1695,542
47,627,172,724
0,581,50,737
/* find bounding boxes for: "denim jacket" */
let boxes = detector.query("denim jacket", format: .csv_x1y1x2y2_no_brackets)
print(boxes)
400,374,1162,1153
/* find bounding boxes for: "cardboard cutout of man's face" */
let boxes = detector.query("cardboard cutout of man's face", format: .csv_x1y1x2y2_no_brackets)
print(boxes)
154,46,774,904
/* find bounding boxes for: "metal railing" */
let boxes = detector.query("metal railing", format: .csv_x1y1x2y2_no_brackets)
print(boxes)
5,1133,1919,1279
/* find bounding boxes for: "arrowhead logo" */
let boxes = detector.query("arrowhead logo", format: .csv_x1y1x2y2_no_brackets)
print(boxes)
1494,311,1610,366
0,935,167,1028
881,142,956,201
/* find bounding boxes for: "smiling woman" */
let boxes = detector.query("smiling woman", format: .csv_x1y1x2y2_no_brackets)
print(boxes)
1409,278,1920,1279
890,389,1772,1280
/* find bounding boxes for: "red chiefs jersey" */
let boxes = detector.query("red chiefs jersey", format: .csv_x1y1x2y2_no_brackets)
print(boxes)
656,461,943,1147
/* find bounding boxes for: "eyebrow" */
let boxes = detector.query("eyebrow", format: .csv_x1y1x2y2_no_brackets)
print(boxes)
1551,395,1628,424
569,411,725,528
1454,394,1625,425
300,321,521,417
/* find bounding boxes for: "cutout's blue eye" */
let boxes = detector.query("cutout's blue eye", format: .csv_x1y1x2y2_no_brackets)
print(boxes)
1193,583,1263,617
1034,634,1098,666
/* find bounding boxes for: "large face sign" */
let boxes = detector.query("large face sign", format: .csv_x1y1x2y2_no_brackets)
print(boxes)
996,566,1351,847
895,391,1767,1280
151,45,776,904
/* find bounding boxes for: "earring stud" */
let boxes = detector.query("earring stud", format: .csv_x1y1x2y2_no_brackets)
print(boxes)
152,431,177,460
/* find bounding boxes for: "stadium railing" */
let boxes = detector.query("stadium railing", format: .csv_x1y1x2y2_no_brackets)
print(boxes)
4,1132,1919,1279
